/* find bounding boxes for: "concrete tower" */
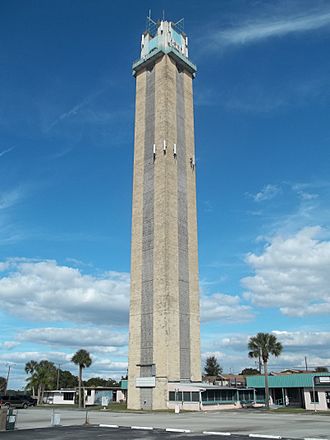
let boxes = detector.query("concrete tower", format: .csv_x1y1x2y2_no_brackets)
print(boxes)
128,17,201,410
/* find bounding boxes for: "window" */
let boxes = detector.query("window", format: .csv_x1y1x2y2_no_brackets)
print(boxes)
239,390,254,402
169,392,175,401
310,391,319,403
183,392,190,402
63,393,74,401
87,390,92,396
168,391,200,402
192,392,199,402
255,389,265,402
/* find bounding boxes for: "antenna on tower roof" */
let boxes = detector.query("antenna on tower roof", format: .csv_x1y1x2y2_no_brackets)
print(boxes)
173,18,184,34
146,10,157,36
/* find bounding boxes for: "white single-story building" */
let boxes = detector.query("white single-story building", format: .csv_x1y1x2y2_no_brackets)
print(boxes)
43,389,76,405
43,386,126,406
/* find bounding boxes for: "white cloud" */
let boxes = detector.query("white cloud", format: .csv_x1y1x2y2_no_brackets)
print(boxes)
273,331,330,355
242,227,330,316
0,341,19,349
248,184,280,202
91,359,127,373
201,292,254,323
201,330,330,373
205,9,330,50
0,258,255,326
0,259,130,325
0,262,10,271
17,328,128,350
0,350,72,366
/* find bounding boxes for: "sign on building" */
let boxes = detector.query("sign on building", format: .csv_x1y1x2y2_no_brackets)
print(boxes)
136,377,156,388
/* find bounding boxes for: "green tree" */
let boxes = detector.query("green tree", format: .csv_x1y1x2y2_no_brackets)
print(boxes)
315,366,329,372
85,377,107,387
71,349,92,408
0,377,7,393
25,360,57,404
240,368,260,376
106,378,120,387
84,377,119,387
204,356,223,376
248,333,283,409
60,370,79,388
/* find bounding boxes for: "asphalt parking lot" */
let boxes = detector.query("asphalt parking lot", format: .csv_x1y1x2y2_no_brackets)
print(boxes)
2,408,330,439
0,425,290,440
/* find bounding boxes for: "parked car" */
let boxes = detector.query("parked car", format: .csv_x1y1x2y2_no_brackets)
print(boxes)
0,395,37,408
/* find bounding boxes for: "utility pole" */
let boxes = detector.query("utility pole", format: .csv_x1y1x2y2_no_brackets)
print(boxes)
4,364,12,395
304,356,308,372
57,364,61,389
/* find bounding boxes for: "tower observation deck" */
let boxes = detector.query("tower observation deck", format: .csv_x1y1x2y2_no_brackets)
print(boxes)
128,16,201,410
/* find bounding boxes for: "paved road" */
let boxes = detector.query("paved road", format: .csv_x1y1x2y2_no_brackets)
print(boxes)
9,408,330,439
0,426,294,440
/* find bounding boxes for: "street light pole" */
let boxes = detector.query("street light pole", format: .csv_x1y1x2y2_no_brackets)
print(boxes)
4,364,12,395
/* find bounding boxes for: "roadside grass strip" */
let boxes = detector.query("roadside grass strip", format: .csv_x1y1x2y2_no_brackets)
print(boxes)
165,428,191,433
203,432,231,436
249,435,282,439
99,424,119,428
131,426,154,430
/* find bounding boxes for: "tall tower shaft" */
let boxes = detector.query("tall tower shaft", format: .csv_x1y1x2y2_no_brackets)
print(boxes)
128,18,201,410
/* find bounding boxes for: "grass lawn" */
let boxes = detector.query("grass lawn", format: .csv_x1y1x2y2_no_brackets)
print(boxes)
270,407,330,415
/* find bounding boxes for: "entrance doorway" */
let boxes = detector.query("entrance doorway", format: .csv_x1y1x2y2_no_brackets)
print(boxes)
287,388,303,408
272,388,284,405
326,392,330,409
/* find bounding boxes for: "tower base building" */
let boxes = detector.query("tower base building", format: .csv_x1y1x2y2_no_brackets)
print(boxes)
128,17,201,410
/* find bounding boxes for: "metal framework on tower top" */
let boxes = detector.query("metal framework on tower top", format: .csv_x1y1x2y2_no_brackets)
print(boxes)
145,12,185,36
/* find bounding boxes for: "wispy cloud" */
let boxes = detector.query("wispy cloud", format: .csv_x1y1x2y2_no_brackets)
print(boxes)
0,146,15,158
50,147,73,160
46,87,107,132
204,9,330,50
247,184,281,202
46,99,89,132
0,188,23,210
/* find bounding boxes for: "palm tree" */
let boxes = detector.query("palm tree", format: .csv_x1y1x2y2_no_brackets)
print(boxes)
25,360,38,397
36,361,57,403
248,333,283,409
25,360,57,404
71,349,92,408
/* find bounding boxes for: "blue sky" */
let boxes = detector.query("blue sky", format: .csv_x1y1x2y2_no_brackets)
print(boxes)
1,0,330,388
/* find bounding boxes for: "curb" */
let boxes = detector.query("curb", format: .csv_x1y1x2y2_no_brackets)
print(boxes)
99,424,119,428
166,428,191,433
98,424,329,439
249,435,282,439
131,426,154,430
